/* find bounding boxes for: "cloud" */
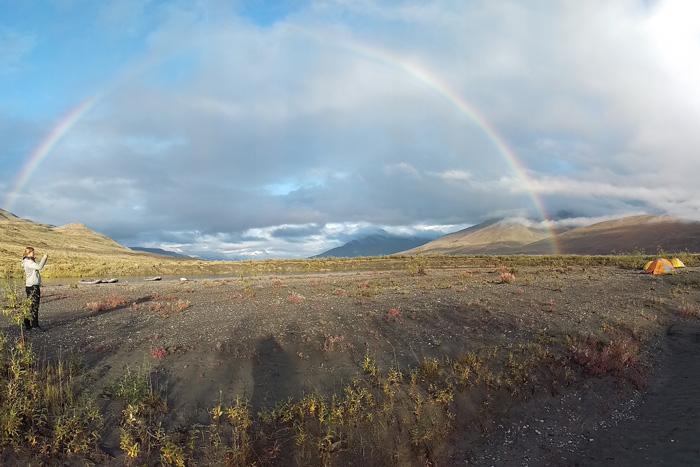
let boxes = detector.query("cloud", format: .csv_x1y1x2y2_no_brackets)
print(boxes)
5,0,700,258
136,220,463,259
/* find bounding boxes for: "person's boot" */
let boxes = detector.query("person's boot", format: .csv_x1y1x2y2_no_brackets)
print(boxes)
32,320,44,332
23,319,32,330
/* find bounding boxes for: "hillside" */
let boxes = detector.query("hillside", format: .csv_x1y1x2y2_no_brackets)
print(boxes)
405,218,554,255
523,215,700,254
406,215,700,256
314,231,432,258
0,209,179,277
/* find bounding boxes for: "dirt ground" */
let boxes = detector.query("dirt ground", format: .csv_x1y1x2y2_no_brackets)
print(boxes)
4,265,700,465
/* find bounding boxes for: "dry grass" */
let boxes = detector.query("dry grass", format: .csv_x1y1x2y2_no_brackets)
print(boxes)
570,334,644,387
677,300,700,318
499,271,516,283
85,294,128,313
322,335,349,352
147,299,191,314
0,331,103,459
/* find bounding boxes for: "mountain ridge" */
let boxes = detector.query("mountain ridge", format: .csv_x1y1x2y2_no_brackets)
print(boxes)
313,231,433,258
404,215,700,255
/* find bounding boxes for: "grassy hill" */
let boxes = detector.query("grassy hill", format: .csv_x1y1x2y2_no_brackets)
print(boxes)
523,215,700,254
0,209,175,277
404,218,554,255
405,215,700,256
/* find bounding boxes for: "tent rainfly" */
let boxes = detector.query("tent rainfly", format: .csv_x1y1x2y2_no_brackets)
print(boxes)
644,258,675,276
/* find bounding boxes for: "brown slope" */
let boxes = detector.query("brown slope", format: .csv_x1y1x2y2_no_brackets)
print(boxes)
524,215,700,254
405,219,554,255
0,209,178,277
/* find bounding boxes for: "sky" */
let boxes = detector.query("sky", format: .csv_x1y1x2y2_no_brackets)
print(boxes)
1,0,700,258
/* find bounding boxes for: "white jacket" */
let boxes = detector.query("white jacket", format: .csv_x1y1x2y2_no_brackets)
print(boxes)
23,255,48,287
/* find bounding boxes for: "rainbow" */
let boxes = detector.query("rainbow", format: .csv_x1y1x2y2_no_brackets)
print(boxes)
3,95,100,211
4,32,558,253
321,35,559,253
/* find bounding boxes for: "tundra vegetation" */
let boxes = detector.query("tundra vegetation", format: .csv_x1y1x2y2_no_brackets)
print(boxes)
0,255,697,465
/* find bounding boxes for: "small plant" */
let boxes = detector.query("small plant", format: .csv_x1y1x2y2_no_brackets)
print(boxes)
112,366,153,406
146,298,191,315
407,258,427,276
173,299,191,313
386,307,401,320
322,335,347,352
1,276,32,340
499,272,515,284
85,294,128,313
677,300,700,318
151,347,168,360
570,334,643,387
362,353,379,377
288,292,305,304
419,358,441,381
241,279,256,298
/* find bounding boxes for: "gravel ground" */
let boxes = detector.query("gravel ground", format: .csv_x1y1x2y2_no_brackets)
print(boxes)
3,265,698,464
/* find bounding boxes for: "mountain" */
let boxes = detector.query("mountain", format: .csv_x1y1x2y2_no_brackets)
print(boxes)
0,209,184,277
129,247,191,259
0,211,130,256
522,215,700,254
404,218,554,255
314,232,433,258
404,215,700,256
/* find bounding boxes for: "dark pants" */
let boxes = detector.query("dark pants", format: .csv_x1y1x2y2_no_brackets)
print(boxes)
24,285,40,329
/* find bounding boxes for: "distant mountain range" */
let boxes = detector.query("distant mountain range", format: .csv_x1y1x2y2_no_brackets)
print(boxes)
405,215,700,255
129,246,191,259
313,231,433,258
3,208,699,272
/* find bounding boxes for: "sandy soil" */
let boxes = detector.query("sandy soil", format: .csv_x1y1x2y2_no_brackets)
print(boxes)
4,265,700,465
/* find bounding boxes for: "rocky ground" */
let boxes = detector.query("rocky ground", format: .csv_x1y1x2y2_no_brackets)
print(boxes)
3,265,699,465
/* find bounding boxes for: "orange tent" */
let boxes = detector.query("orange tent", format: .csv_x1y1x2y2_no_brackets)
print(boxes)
644,258,674,275
671,258,686,268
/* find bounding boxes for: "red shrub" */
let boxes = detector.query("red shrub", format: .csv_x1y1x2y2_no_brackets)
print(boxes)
85,295,128,312
288,293,305,304
173,299,191,313
571,335,643,387
151,346,168,360
499,272,515,284
322,335,347,352
387,307,402,320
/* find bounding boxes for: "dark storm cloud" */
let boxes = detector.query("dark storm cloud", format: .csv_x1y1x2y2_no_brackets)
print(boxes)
270,224,322,239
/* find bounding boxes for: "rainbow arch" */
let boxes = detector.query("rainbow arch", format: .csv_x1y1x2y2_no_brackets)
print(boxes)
4,95,99,211
3,34,558,253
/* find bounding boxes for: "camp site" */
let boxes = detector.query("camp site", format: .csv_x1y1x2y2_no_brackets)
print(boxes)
2,1,700,466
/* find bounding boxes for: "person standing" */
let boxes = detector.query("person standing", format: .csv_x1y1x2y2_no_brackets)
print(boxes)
22,247,47,331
